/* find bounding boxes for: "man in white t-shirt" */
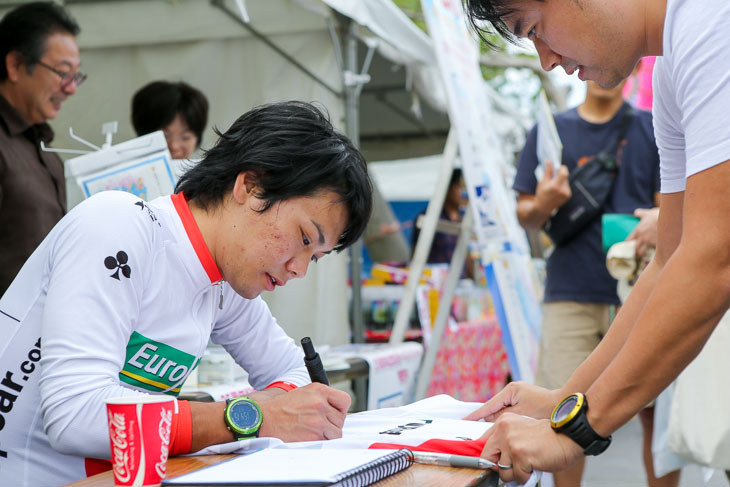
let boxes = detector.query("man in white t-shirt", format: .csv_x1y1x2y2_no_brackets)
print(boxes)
460,0,730,484
0,101,373,486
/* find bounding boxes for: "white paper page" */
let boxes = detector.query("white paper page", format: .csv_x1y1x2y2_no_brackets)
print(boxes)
535,89,563,180
166,449,399,484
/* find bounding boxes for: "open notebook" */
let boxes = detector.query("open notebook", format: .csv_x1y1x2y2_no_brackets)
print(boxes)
161,448,413,487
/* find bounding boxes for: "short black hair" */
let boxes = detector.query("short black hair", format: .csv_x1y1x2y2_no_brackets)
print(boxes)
131,80,209,147
0,2,80,81
450,168,464,188
176,101,373,252
463,0,526,48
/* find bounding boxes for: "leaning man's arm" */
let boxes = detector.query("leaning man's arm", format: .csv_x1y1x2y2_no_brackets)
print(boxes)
586,161,730,436
561,193,682,396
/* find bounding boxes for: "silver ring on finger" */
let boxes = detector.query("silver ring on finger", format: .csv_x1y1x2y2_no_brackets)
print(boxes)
497,462,513,469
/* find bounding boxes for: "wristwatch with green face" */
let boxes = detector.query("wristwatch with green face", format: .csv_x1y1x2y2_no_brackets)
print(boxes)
550,393,612,456
224,397,263,440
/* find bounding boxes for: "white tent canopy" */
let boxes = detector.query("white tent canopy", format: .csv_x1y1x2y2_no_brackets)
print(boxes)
0,0,527,344
324,0,448,113
0,0,452,345
369,154,445,202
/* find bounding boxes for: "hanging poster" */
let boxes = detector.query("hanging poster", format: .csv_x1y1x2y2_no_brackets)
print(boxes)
421,0,540,382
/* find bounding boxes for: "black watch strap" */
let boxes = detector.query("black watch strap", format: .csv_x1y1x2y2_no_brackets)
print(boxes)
565,414,612,455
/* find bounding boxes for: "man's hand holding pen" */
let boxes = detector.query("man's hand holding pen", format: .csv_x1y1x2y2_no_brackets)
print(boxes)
225,336,350,442
251,383,351,441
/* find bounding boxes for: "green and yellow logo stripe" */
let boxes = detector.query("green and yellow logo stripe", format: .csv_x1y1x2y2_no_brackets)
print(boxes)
119,331,199,396
119,369,183,394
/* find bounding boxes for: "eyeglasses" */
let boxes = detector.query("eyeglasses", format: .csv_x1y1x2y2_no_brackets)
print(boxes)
35,60,87,88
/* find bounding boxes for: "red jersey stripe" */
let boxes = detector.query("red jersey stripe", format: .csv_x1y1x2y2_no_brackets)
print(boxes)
171,192,222,283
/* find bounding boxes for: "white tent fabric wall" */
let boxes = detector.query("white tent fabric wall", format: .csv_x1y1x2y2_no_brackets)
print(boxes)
18,0,462,348
0,0,529,347
368,154,445,202
51,0,344,159
323,0,448,113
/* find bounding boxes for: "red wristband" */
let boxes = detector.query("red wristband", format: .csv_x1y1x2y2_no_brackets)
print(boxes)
265,381,298,392
170,400,193,456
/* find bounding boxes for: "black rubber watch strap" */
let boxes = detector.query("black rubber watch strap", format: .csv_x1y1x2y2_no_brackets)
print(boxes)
568,416,611,454
552,394,612,456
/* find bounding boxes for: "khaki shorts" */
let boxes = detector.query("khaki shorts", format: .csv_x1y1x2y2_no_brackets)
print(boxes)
535,301,614,390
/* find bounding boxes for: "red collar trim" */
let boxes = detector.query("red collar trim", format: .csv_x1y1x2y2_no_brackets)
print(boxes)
171,192,222,283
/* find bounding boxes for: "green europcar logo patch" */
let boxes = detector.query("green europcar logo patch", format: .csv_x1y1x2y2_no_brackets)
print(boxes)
119,331,199,395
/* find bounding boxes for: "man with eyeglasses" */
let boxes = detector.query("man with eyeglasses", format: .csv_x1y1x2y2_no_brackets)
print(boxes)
0,2,84,296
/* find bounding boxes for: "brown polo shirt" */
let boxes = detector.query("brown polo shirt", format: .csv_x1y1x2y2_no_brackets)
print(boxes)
0,95,66,296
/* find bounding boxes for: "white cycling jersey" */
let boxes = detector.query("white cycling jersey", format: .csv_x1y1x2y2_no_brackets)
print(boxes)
0,190,309,486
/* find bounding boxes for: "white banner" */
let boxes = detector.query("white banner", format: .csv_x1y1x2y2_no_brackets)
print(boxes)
420,0,540,382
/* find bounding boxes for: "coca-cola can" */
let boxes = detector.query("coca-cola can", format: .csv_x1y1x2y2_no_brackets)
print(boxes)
105,395,177,486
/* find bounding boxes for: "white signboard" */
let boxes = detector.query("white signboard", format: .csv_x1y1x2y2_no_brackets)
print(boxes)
421,0,540,382
78,154,175,201
420,0,512,245
65,131,175,207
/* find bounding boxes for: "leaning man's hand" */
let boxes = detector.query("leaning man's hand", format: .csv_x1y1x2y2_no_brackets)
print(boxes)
479,413,584,485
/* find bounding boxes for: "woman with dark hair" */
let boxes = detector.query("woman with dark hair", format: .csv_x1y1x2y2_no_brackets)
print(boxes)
410,168,473,277
131,80,208,159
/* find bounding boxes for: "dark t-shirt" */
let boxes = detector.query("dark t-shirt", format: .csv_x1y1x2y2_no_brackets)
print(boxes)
410,207,468,278
513,103,660,304
411,208,458,264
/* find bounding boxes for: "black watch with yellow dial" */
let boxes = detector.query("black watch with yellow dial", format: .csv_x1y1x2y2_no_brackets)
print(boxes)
224,397,263,440
550,393,611,456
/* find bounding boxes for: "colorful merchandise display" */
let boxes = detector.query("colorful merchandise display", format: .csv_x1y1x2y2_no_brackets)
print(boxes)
427,317,509,402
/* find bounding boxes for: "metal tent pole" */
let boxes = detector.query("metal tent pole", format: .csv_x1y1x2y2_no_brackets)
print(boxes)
342,18,365,345
414,207,473,400
212,0,341,97
389,129,458,344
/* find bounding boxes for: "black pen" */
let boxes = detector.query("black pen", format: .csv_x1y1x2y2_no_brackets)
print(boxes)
301,336,329,385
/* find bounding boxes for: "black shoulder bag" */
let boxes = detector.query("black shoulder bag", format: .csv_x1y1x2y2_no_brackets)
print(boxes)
543,105,635,246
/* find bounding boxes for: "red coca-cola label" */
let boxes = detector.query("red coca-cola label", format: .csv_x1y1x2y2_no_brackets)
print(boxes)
106,398,174,486
109,411,132,484
154,408,172,479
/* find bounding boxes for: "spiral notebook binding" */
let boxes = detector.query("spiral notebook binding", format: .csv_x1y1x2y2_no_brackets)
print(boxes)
332,449,414,487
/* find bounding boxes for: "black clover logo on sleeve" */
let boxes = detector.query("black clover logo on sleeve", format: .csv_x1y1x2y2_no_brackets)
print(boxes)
104,251,132,280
